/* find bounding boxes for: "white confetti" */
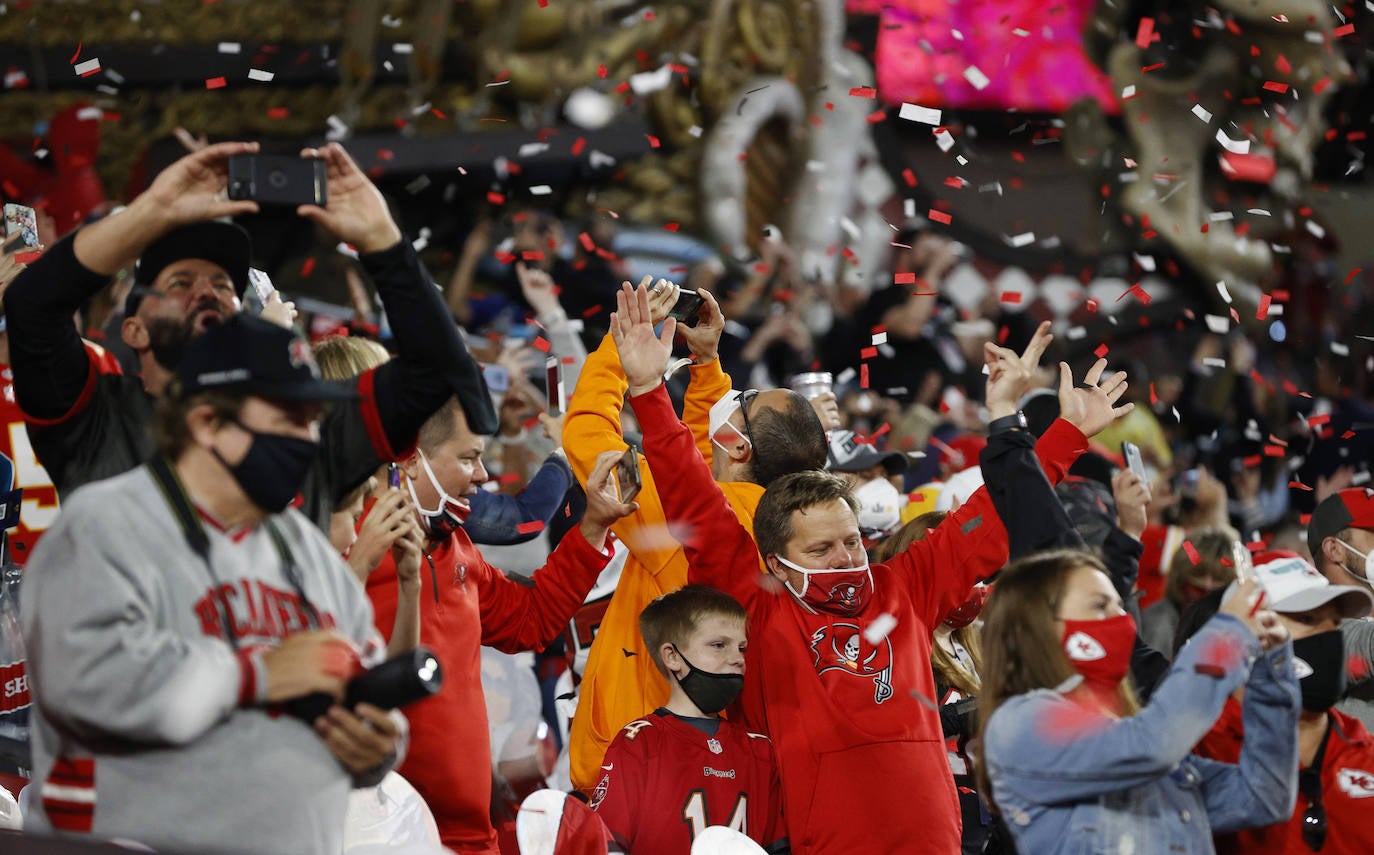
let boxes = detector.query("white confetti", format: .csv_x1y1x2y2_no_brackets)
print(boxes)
1202,357,1228,368
629,65,674,96
835,367,857,386
247,68,274,82
518,142,550,158
1208,211,1234,221
872,331,888,346
963,66,990,90
218,42,241,54
1008,232,1035,248
1305,220,1326,238
934,129,956,152
588,150,617,169
76,106,103,121
1216,281,1232,303
1332,342,1350,356
1066,326,1087,340
688,125,703,138
393,43,413,54
863,612,898,645
1204,314,1230,334
1121,84,1136,99
529,185,552,196
899,103,942,125
1216,131,1251,154
73,58,101,77
1134,253,1156,272
1191,103,1213,123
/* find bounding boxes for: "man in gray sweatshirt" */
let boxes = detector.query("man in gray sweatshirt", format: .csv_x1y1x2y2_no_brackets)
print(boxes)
1308,487,1374,729
21,314,406,854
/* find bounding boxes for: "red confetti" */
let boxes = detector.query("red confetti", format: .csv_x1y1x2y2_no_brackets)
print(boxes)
646,135,661,149
1346,268,1362,284
596,64,607,79
1314,77,1333,95
487,191,506,205
865,110,887,124
1000,291,1022,304
1349,654,1372,681
300,257,316,277
69,42,82,64
516,520,545,535
1182,540,1201,565
901,168,918,187
894,272,916,285
860,364,869,389
1335,23,1355,37
13,251,41,264
205,76,227,89
578,232,595,252
1135,18,1156,49
1307,414,1331,428
267,107,289,119
1288,481,1313,491
860,346,879,359
663,222,679,232
532,337,551,353
928,210,952,225
571,137,587,155
1256,294,1271,319
848,86,877,98
1093,343,1109,359
1261,81,1288,94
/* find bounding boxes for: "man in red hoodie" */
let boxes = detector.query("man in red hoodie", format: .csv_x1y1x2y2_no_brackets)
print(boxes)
363,396,634,853
610,281,1128,853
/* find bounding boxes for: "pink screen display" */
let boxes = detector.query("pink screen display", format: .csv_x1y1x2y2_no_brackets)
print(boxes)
864,0,1120,114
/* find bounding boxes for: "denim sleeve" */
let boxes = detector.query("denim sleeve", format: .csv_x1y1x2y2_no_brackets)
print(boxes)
461,453,574,546
986,614,1260,805
1195,641,1300,833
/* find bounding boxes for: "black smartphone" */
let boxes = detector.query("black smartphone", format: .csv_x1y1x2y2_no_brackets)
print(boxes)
1121,441,1147,484
227,154,327,207
614,446,642,504
545,356,565,416
667,288,706,327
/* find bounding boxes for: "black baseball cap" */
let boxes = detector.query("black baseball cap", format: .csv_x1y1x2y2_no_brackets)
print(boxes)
1307,488,1374,559
828,430,909,476
176,314,358,402
126,221,253,317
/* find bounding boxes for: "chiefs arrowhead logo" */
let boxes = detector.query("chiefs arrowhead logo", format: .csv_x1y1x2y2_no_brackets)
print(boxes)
1337,768,1374,799
1065,631,1106,662
1293,656,1315,680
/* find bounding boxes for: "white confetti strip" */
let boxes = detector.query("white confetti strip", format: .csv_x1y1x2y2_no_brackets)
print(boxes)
899,103,942,125
1305,220,1326,238
73,58,101,77
1216,131,1250,154
1216,281,1232,303
1191,103,1213,123
518,142,549,158
963,66,990,90
247,68,274,82
863,612,898,645
1202,357,1228,368
1122,84,1136,98
934,129,956,152
1134,253,1156,272
218,42,241,54
629,65,673,96
393,43,413,54
1008,232,1035,248
1208,211,1234,221
529,185,552,196
872,331,888,346
1204,314,1230,334
76,106,103,121
1332,342,1350,356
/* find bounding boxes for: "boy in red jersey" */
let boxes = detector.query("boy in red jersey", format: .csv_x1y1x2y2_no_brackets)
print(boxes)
591,585,786,854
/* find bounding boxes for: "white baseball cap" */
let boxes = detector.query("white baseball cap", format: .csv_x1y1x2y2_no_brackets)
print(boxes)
1252,554,1373,619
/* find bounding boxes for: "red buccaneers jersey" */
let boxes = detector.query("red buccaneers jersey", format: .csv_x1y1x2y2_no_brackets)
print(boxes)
591,710,785,854
0,341,120,565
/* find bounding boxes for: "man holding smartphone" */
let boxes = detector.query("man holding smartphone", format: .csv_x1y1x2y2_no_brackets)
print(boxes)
3,141,496,530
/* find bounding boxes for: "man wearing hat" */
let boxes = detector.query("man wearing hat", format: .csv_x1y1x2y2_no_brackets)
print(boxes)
1308,487,1374,729
826,429,911,549
20,314,405,854
3,140,495,528
1197,553,1374,854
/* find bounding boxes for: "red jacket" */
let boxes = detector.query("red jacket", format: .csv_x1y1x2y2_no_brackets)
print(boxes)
629,384,1085,855
1199,698,1374,855
364,508,612,853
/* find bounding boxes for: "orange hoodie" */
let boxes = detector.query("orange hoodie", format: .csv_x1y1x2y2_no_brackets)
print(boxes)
563,335,765,792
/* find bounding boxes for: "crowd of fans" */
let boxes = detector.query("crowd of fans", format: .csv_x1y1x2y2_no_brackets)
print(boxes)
0,122,1371,855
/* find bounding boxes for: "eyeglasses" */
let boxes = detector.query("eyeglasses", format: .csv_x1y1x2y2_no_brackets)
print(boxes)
1299,767,1327,852
737,389,760,448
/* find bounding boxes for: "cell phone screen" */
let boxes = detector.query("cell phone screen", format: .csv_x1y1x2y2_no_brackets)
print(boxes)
614,446,642,504
388,463,402,490
546,356,564,416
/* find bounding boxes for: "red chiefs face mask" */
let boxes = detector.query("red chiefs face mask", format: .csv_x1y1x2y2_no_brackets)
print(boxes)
1060,613,1135,690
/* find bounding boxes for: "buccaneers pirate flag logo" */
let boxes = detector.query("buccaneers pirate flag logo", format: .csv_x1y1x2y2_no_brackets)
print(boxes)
809,622,894,704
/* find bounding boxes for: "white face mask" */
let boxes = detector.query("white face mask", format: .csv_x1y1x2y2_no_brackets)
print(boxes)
1336,539,1374,588
405,449,472,536
774,554,873,616
708,390,751,458
853,477,903,538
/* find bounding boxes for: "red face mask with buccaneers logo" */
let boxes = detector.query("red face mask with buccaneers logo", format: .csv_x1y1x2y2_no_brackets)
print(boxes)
1060,613,1136,692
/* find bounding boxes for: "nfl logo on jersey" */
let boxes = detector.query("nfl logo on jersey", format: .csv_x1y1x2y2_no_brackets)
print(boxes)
706,738,722,755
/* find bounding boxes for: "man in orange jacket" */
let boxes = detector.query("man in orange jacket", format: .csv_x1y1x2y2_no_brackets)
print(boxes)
562,278,828,792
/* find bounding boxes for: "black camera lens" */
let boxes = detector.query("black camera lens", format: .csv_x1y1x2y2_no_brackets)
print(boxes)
267,169,288,189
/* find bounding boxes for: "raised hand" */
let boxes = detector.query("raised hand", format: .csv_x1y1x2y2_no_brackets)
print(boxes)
347,489,414,583
645,277,680,326
1111,468,1152,540
610,280,676,396
296,142,402,254
135,140,262,228
680,286,725,363
1056,358,1133,438
984,320,1053,419
579,448,641,549
516,261,563,319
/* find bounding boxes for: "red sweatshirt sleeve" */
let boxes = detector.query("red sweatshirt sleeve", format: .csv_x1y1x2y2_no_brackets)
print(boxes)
627,385,771,617
476,524,613,653
886,418,1088,626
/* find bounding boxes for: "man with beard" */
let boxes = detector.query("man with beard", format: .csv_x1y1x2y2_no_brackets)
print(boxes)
3,140,495,527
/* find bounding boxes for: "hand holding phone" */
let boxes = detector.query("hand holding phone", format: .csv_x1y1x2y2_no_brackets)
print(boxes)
1121,441,1147,485
614,446,642,504
228,154,327,207
667,288,706,328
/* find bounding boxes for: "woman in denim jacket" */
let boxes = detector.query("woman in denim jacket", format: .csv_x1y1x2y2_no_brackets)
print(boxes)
977,548,1301,855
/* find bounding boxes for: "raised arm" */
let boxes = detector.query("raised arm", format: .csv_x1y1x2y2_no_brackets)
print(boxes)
7,141,261,421
613,281,769,614
478,450,634,651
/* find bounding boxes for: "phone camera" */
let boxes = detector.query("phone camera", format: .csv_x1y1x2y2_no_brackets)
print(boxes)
267,169,289,190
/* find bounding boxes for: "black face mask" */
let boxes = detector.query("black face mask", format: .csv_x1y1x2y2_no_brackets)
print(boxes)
671,648,744,716
213,421,319,513
1292,630,1348,713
